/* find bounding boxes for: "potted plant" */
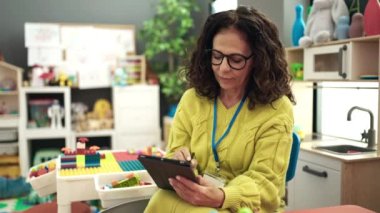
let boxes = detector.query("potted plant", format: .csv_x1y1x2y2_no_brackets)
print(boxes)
139,0,199,117
159,71,186,117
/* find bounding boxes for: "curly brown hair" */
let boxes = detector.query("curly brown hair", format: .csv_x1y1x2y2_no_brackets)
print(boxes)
184,6,295,109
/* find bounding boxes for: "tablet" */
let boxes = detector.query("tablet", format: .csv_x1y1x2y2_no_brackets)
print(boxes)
138,154,197,190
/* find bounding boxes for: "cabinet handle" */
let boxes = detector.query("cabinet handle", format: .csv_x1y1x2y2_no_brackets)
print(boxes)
302,165,328,178
338,45,347,79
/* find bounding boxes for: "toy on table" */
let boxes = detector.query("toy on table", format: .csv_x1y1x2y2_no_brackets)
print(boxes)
29,161,56,178
47,99,65,129
127,146,165,157
104,173,152,190
60,137,101,169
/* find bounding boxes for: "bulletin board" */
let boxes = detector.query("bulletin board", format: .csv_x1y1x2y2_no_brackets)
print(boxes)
24,23,136,89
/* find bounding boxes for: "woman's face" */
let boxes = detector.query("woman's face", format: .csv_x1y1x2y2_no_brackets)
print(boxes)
211,27,253,93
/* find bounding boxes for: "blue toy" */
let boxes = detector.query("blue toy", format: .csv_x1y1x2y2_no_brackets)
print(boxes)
292,4,305,46
336,16,349,40
0,177,31,199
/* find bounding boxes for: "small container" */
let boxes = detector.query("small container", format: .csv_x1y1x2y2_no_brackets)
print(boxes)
28,99,54,128
27,160,57,197
94,171,157,208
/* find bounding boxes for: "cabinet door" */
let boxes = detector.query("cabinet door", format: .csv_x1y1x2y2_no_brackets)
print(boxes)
304,43,351,80
113,85,160,133
294,159,341,209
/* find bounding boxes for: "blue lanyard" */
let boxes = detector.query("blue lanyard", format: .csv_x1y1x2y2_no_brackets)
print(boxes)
212,95,247,171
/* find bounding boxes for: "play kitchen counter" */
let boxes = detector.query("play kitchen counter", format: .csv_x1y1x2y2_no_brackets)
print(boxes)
287,138,380,212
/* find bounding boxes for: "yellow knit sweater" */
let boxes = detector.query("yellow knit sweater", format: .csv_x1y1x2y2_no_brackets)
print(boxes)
146,88,294,213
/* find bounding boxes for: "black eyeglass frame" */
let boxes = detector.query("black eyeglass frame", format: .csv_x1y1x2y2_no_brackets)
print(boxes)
206,49,253,70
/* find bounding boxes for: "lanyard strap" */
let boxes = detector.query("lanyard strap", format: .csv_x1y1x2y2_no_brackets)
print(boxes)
212,95,247,170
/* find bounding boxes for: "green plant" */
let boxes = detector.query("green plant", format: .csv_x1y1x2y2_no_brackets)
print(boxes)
139,0,199,105
139,0,199,73
159,71,186,104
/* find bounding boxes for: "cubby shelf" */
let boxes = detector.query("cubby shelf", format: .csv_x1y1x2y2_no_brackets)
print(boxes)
18,85,161,176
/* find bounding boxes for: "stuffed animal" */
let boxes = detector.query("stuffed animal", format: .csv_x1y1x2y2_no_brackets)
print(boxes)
299,0,349,47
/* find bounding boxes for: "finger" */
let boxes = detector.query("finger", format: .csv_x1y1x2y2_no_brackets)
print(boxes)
174,148,186,160
170,178,194,200
180,148,191,161
174,147,190,161
190,159,198,169
176,176,202,192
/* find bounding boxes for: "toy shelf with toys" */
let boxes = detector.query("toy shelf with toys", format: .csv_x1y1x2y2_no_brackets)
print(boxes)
18,84,161,176
27,137,162,213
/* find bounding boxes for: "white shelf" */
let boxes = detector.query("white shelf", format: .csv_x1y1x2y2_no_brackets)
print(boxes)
24,128,70,139
0,114,19,128
73,129,114,137
22,87,70,93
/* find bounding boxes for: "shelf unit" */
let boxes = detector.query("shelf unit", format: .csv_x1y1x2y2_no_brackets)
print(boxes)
19,87,71,175
285,35,380,211
18,85,161,175
0,61,23,177
0,61,23,128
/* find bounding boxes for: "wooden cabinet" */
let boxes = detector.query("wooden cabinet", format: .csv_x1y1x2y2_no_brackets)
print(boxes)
287,144,380,212
291,150,341,210
303,40,378,80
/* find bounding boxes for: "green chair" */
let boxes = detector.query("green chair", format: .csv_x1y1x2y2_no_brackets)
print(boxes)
32,148,61,166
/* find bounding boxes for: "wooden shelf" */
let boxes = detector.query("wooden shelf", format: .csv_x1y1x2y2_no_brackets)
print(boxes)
0,91,18,96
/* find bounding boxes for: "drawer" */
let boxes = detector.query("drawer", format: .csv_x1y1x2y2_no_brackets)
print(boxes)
294,160,341,209
116,108,159,132
114,132,161,150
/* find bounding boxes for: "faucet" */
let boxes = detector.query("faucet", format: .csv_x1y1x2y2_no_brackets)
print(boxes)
347,106,376,149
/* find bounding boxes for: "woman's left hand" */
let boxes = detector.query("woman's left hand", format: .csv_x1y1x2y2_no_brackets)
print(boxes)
169,175,225,208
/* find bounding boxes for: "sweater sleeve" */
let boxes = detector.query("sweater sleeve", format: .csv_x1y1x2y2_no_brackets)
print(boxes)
165,91,193,159
221,113,293,212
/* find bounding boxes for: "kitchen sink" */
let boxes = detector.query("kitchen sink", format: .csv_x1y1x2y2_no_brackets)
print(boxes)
314,144,376,155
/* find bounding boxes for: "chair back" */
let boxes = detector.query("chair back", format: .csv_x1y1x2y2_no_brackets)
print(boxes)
286,132,300,182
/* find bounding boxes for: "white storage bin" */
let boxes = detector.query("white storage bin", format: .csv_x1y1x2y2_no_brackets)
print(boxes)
27,169,57,197
95,170,157,208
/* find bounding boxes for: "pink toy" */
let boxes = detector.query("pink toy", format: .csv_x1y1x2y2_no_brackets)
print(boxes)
364,0,380,36
349,12,365,38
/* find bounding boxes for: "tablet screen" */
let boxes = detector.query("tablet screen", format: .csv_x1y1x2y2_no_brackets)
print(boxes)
138,154,197,190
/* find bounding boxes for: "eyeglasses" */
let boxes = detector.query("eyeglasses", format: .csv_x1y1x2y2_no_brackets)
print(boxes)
207,49,253,70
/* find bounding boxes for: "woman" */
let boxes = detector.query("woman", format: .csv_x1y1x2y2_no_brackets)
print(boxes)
145,6,295,213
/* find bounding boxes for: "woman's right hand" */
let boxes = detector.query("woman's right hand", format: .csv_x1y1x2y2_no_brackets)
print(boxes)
173,147,198,171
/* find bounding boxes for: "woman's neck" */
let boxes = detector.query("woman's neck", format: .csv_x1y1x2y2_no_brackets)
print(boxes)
219,89,245,109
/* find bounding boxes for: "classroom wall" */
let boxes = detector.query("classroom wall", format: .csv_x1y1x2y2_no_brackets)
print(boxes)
0,0,209,70
238,0,309,47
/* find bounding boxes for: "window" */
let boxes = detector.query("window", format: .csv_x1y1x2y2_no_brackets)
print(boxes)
211,0,237,13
